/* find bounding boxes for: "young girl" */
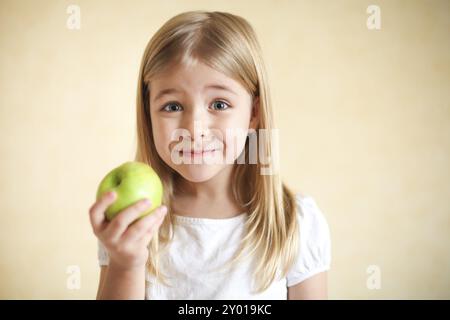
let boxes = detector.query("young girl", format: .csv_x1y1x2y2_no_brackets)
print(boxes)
89,10,331,300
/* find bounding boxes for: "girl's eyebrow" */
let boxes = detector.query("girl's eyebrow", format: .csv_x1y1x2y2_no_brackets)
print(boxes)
153,84,237,102
205,84,238,96
154,88,180,102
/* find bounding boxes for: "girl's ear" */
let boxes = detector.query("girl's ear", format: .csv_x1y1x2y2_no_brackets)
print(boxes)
249,96,260,130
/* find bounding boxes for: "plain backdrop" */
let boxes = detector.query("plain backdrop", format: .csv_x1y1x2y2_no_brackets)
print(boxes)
0,0,449,299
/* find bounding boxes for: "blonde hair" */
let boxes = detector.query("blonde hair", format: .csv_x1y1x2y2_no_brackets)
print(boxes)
135,10,299,294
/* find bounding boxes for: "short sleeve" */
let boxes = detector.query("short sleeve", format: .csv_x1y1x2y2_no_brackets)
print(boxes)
286,194,331,287
98,240,110,266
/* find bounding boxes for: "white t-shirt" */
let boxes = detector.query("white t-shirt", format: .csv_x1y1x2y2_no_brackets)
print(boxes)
97,194,331,299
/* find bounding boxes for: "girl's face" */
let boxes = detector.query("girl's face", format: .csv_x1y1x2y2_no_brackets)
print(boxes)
149,61,258,183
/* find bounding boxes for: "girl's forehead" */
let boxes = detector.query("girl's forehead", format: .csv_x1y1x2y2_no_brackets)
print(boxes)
153,61,227,82
150,62,247,95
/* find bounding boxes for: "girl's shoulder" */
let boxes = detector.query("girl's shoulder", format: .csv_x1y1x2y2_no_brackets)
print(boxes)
294,193,330,232
286,193,332,286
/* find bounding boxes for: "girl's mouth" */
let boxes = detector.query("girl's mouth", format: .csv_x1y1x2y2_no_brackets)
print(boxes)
180,149,217,157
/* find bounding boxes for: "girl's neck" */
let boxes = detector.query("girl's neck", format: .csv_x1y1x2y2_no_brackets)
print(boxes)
174,164,234,199
172,165,246,219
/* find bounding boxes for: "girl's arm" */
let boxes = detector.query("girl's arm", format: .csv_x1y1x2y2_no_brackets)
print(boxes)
96,267,108,299
97,265,146,300
89,191,167,300
287,271,328,300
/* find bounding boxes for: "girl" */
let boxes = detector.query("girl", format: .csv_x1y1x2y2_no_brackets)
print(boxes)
89,10,331,300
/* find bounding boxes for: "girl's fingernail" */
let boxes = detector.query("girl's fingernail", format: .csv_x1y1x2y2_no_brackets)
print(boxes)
140,199,151,208
159,206,168,215
108,191,116,199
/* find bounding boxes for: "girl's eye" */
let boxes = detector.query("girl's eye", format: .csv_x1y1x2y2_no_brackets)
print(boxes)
161,100,230,112
162,103,183,112
211,100,230,111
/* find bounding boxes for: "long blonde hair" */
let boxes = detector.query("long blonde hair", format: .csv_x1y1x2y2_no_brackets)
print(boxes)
135,10,299,293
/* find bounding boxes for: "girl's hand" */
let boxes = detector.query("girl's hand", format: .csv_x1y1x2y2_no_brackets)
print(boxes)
89,191,167,271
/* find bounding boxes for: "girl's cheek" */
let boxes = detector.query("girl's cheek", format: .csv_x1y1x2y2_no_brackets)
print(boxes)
151,119,169,151
153,117,173,137
222,127,249,161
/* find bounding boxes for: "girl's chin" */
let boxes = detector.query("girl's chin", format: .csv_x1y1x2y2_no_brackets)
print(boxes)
175,165,223,183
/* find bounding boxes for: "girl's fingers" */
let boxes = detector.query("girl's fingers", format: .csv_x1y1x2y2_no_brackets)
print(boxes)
89,191,116,235
102,199,152,242
123,206,167,243
140,212,166,245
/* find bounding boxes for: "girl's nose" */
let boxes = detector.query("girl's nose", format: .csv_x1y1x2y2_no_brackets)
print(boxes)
182,108,210,142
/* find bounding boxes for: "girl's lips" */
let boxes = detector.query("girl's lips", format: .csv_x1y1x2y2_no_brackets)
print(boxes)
181,149,217,156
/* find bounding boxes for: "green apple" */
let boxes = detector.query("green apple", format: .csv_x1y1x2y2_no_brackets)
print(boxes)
96,161,163,221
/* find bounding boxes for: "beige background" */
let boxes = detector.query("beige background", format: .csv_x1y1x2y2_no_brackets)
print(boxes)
0,0,448,299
